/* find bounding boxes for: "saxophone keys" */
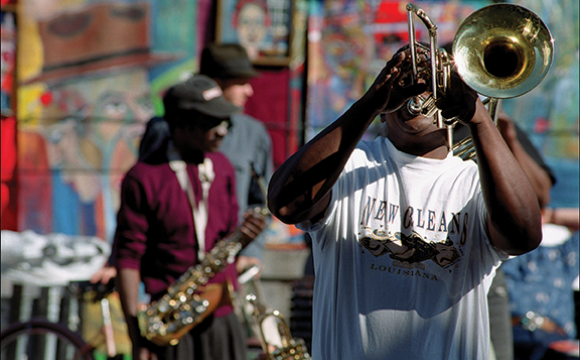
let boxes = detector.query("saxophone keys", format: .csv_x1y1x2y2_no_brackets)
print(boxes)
178,293,187,303
195,299,209,314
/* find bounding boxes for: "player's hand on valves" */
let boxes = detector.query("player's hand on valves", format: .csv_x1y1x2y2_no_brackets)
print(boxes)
436,71,479,124
365,48,428,114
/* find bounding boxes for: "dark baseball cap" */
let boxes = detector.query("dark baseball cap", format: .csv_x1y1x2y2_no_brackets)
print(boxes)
199,43,260,80
163,75,240,121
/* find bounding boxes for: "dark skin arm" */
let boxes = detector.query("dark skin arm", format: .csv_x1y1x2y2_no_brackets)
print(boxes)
440,75,542,255
496,112,553,208
267,50,426,224
269,47,541,256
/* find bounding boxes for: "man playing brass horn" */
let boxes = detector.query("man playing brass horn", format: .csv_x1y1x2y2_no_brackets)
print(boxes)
267,44,542,359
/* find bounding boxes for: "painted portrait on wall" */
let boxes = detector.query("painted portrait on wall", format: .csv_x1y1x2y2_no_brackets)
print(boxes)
217,0,293,65
16,0,194,241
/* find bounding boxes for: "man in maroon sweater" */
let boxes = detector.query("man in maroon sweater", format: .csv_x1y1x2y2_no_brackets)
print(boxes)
113,75,267,360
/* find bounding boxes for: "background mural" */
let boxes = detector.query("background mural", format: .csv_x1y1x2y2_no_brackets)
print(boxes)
1,10,15,114
505,0,579,209
305,0,487,136
305,0,579,210
3,0,578,240
16,0,197,242
1,8,17,231
217,0,294,64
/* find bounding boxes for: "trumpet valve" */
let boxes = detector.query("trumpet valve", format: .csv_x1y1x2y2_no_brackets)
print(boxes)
407,95,437,118
407,97,423,115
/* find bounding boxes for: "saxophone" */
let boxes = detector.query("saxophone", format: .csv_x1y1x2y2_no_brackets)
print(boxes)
138,207,269,346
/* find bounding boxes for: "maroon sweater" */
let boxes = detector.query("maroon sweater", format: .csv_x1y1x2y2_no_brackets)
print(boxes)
114,151,239,317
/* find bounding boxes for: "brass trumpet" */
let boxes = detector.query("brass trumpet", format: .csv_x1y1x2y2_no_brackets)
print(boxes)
405,3,554,159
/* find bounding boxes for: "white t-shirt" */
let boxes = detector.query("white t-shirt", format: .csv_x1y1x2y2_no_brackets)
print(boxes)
298,137,505,360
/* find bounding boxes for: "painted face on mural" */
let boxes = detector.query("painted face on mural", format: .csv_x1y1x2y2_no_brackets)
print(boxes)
236,2,268,59
16,1,186,238
41,68,154,217
90,70,155,142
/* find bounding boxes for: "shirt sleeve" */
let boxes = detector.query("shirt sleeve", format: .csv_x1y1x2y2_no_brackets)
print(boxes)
113,172,149,271
261,127,274,182
239,126,273,259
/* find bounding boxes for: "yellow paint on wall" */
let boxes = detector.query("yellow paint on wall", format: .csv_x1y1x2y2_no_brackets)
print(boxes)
17,85,46,126
16,9,43,83
16,5,45,124
16,0,86,123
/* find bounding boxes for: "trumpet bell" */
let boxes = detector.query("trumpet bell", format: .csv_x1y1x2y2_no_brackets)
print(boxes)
452,4,553,99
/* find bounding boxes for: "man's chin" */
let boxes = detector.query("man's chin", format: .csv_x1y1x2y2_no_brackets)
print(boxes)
233,100,246,108
400,116,438,133
206,142,222,152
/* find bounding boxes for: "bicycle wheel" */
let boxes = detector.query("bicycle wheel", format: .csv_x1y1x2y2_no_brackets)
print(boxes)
0,318,95,360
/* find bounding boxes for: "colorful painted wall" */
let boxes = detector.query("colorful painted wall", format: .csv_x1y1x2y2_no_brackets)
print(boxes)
504,0,579,208
305,0,488,136
1,8,17,230
305,0,579,209
1,0,307,241
2,0,578,240
13,0,199,241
